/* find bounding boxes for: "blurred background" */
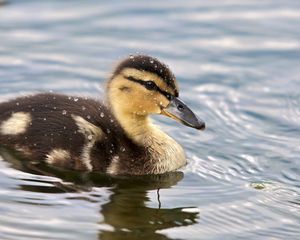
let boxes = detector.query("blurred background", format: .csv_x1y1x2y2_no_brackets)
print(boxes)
0,0,299,239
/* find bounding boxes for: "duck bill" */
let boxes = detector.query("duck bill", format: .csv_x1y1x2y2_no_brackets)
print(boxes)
161,97,205,130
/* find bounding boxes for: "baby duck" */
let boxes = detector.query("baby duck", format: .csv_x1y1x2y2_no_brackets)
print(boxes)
0,55,205,175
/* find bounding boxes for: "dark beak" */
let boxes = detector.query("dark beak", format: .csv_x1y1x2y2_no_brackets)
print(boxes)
161,97,205,130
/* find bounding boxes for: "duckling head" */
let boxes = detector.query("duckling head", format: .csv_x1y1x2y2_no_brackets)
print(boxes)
107,55,205,135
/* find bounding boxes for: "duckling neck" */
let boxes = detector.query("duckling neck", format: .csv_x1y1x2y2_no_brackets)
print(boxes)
115,112,187,173
113,111,154,142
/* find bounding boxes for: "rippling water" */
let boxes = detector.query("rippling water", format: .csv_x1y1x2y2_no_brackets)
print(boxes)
0,0,299,239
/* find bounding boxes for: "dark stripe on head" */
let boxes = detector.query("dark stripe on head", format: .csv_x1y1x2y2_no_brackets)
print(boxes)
125,75,174,101
112,55,178,94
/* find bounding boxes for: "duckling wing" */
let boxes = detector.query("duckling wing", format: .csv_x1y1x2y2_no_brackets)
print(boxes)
71,114,105,142
0,93,114,171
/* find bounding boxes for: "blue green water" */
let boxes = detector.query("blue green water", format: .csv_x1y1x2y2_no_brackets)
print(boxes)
0,0,299,239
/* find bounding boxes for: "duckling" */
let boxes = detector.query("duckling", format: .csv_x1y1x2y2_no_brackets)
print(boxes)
0,55,205,175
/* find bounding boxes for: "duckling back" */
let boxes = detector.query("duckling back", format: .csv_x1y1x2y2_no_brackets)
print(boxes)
0,93,129,171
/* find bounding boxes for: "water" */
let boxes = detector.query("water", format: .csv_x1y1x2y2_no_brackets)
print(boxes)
0,0,299,239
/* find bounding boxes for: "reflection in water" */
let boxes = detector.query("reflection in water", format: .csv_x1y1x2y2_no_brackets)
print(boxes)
98,173,198,240
0,147,199,240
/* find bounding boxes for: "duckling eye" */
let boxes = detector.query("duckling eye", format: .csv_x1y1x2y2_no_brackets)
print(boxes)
145,81,157,90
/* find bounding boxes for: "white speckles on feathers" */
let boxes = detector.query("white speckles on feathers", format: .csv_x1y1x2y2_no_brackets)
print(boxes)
0,112,32,135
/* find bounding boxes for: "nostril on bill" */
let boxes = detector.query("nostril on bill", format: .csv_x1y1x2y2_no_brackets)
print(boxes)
177,104,184,111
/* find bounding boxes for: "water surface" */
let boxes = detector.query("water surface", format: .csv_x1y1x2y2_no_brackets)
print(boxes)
0,0,299,239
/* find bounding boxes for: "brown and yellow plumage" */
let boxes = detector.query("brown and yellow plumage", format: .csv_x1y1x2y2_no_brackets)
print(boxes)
0,55,205,175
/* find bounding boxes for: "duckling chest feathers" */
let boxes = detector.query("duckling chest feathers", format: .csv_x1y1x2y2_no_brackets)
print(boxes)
106,128,186,175
146,135,186,174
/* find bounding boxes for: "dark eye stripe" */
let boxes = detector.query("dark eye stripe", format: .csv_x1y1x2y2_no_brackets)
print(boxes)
124,75,173,100
126,76,157,90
